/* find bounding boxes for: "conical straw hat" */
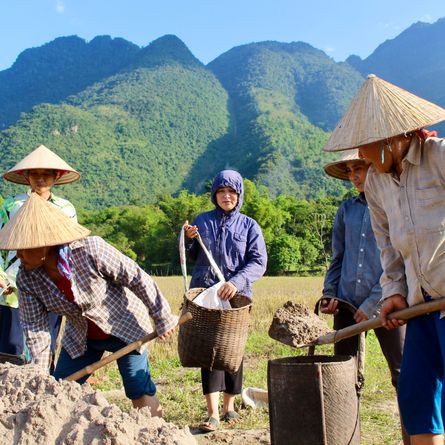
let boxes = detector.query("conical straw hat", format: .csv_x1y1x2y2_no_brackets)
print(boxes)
324,149,365,180
0,193,90,250
3,144,80,185
323,74,445,152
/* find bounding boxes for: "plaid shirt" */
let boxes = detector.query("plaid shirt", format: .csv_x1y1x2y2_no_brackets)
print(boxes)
17,236,178,369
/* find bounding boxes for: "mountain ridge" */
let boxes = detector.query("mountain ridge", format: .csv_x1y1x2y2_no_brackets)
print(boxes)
1,18,444,209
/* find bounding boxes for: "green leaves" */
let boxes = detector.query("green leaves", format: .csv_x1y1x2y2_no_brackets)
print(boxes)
72,181,341,275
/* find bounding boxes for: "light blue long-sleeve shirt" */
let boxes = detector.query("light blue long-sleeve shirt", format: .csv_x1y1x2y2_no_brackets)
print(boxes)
323,193,383,318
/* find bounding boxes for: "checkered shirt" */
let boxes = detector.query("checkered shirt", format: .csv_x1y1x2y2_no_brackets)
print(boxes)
17,236,178,369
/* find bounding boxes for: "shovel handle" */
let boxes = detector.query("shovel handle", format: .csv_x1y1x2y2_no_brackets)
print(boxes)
65,312,192,382
314,297,445,346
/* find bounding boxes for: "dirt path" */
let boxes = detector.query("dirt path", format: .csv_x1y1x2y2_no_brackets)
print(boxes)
194,428,270,444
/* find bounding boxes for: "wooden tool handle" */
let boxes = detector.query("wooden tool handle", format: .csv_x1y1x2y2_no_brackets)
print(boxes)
315,298,445,346
65,312,192,382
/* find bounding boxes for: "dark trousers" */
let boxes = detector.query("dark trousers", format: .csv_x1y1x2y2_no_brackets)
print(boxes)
0,306,61,358
201,361,243,395
334,307,405,389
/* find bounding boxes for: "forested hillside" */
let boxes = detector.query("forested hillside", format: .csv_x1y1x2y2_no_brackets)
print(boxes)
1,18,445,211
0,35,139,129
346,18,445,120
0,36,230,209
206,41,364,198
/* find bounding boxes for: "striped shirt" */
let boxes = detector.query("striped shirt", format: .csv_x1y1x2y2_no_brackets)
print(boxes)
0,191,77,308
17,236,177,369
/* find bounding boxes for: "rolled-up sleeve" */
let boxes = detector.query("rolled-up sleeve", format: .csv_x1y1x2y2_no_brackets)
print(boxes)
366,177,408,300
17,275,52,370
91,237,178,336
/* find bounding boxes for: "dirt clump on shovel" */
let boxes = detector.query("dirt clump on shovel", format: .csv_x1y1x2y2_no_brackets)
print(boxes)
0,363,196,445
269,301,332,347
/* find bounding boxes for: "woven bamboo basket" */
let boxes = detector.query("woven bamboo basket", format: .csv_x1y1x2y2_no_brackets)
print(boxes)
177,287,252,373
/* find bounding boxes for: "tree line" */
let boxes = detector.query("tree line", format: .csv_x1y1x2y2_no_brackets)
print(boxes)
77,179,347,276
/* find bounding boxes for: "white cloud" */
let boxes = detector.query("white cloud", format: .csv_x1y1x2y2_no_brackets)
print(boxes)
56,0,65,13
324,46,335,54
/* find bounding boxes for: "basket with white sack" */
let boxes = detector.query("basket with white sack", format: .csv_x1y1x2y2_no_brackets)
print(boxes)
177,227,251,373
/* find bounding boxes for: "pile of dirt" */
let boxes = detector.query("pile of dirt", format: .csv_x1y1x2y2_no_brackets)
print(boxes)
0,363,196,445
268,301,332,347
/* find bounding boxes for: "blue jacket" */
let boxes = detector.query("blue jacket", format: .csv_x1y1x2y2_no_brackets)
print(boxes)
188,170,267,298
323,193,383,318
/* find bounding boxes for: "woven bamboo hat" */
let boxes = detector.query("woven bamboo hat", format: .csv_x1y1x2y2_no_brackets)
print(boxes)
3,144,80,185
323,74,445,152
0,193,90,250
324,149,367,180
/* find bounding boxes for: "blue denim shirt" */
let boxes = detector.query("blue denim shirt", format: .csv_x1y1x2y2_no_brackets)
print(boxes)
323,193,383,318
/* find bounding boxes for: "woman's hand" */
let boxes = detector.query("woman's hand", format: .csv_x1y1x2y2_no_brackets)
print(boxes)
353,309,369,323
158,327,175,341
380,294,407,329
218,282,238,300
0,278,13,296
184,223,198,239
320,298,339,315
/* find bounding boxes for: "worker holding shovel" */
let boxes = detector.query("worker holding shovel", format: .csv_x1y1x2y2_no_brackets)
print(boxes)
0,193,178,418
323,74,445,445
322,150,407,444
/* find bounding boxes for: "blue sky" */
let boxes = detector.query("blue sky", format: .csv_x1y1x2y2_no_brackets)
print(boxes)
1,0,444,70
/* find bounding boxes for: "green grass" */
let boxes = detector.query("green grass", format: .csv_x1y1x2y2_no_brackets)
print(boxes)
90,276,402,444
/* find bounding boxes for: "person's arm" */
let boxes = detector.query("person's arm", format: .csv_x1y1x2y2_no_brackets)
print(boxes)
0,199,18,296
322,205,345,299
357,281,382,320
91,237,177,337
184,219,199,261
365,177,408,300
17,274,52,369
226,222,267,295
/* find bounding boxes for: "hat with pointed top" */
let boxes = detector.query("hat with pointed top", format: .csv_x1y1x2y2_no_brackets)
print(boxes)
0,193,90,250
323,74,445,152
3,144,80,185
324,149,368,180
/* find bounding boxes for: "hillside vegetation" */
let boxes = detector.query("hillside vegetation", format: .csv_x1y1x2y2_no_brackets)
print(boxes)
1,19,445,208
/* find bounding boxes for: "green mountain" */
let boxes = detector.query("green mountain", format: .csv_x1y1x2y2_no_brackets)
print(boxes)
0,35,364,208
205,41,364,198
0,35,139,130
347,18,445,113
7,20,445,209
0,36,230,209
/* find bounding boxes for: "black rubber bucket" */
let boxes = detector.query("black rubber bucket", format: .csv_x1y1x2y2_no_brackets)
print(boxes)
268,355,360,445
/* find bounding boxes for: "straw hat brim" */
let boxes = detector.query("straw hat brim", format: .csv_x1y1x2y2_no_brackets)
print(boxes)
323,74,445,152
3,170,80,185
324,149,366,180
3,144,80,185
324,160,354,180
0,193,90,250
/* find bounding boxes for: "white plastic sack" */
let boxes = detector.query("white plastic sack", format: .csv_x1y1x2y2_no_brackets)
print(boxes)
193,281,232,310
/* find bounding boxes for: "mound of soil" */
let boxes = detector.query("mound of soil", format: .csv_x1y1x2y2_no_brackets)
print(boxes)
0,363,196,445
268,301,332,347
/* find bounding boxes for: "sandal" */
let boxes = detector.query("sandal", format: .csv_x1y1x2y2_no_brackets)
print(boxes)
198,416,220,432
221,411,241,424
